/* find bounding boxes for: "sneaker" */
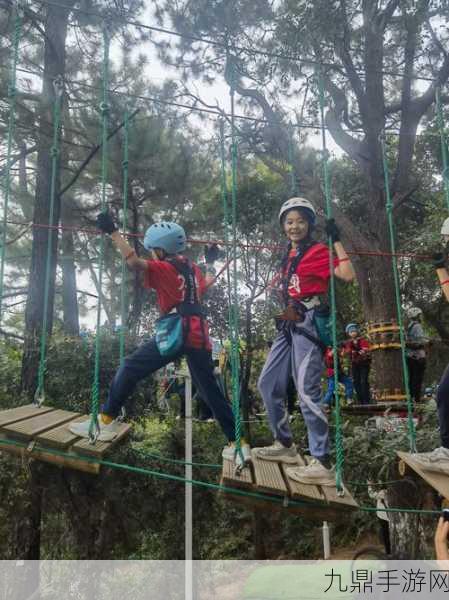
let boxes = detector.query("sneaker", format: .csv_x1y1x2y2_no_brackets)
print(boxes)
68,416,119,442
285,458,336,486
253,440,298,464
413,447,449,473
222,442,252,466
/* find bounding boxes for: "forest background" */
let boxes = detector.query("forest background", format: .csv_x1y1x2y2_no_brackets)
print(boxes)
0,0,449,560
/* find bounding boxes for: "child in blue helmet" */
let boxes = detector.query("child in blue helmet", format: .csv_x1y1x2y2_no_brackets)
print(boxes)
69,213,250,464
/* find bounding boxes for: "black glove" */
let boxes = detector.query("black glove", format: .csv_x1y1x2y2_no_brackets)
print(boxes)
204,243,221,264
325,218,340,243
432,251,447,269
96,211,117,235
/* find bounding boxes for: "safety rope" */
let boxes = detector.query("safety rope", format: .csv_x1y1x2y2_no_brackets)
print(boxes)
3,220,437,260
436,86,449,212
318,73,345,495
119,106,130,365
34,77,64,406
219,120,234,324
0,435,441,516
380,134,417,454
0,4,22,325
227,58,244,464
89,25,110,442
288,122,298,195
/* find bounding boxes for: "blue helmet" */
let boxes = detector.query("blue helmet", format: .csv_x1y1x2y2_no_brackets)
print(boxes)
345,323,358,334
143,222,186,254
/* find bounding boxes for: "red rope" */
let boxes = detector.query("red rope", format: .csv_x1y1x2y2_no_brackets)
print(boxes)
4,219,432,260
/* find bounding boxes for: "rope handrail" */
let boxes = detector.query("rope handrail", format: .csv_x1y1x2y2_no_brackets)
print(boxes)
0,5,22,325
381,135,417,454
318,72,344,495
0,434,441,517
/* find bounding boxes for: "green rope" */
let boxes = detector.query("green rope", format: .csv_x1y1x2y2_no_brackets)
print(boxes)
0,435,441,516
228,60,244,463
0,5,22,325
436,86,449,212
90,25,111,442
218,120,235,343
34,77,64,406
318,73,344,494
288,122,298,195
119,106,130,366
380,134,417,454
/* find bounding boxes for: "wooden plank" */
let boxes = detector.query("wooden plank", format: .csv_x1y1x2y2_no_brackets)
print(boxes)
221,458,253,489
251,451,287,495
397,451,449,501
36,414,84,449
0,405,54,428
0,433,100,475
71,422,132,458
219,483,342,521
304,456,358,510
2,409,79,440
281,454,325,502
341,403,411,415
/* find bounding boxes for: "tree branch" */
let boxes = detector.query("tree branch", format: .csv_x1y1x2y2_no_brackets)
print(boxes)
59,108,140,198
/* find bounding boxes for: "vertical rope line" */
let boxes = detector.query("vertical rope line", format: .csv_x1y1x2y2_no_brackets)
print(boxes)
34,77,64,406
90,25,110,441
318,73,344,493
0,5,22,325
288,122,298,195
228,62,242,456
380,134,416,453
119,106,129,366
436,86,449,212
219,119,234,314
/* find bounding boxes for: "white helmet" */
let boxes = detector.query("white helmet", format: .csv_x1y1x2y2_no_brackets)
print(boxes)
408,307,422,319
441,217,449,237
278,197,316,225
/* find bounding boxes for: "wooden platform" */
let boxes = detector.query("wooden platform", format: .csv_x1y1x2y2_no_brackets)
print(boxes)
397,451,449,501
220,449,358,521
342,402,410,415
0,405,131,474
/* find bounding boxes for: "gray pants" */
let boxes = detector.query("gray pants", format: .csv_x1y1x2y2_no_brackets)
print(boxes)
257,310,329,459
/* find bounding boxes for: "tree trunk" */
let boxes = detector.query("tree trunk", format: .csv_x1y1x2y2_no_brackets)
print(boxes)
351,204,404,397
14,464,42,560
20,0,74,396
60,201,79,336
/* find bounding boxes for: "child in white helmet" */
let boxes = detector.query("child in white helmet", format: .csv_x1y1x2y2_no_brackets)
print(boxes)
254,197,355,486
69,212,250,464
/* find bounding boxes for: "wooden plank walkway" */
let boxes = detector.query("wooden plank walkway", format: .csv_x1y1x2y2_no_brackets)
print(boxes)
342,403,412,416
0,405,131,474
221,450,358,521
397,451,449,501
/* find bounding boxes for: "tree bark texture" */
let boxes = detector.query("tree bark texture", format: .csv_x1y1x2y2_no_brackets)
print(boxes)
21,0,75,396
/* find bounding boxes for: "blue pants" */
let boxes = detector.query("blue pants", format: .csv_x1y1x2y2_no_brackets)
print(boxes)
322,375,353,406
103,338,236,441
257,310,329,460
